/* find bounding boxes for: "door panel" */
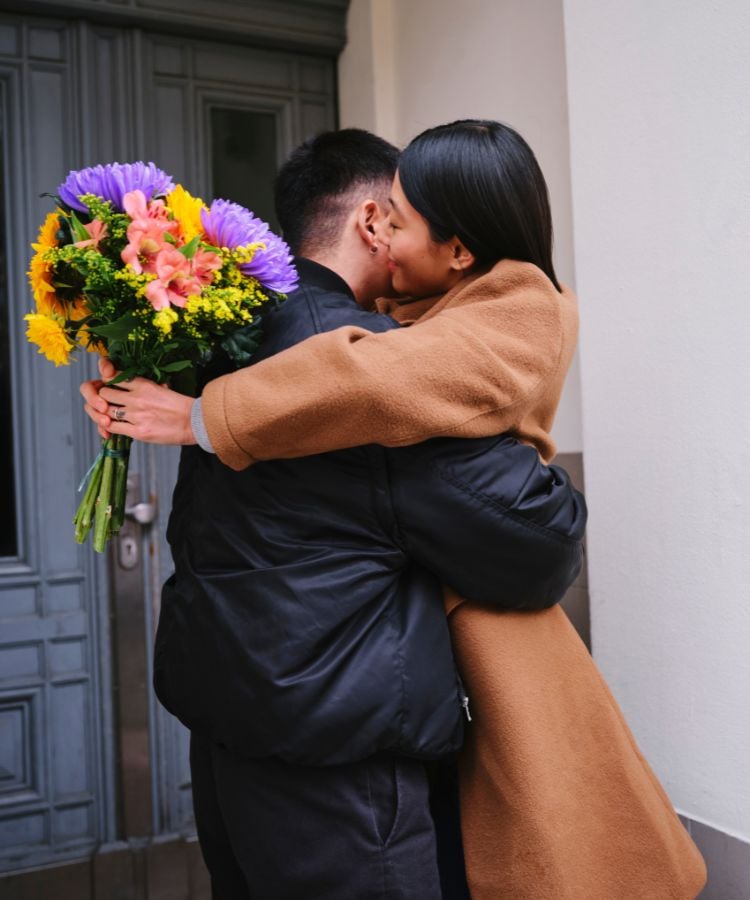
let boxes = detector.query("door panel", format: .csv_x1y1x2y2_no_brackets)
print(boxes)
0,9,337,879
0,16,114,872
139,29,336,836
0,131,15,559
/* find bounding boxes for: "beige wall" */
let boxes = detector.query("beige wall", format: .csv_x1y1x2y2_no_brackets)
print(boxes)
339,0,583,453
564,0,750,839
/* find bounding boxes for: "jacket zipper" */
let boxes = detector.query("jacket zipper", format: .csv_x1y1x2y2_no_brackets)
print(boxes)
456,673,472,722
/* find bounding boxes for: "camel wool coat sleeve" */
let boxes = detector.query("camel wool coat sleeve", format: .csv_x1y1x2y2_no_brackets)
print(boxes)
201,260,579,470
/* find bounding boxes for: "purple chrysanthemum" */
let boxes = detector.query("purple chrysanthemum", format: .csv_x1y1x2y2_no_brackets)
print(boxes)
57,161,175,213
201,199,298,295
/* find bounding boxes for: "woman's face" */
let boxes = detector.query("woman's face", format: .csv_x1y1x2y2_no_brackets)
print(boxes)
381,172,463,299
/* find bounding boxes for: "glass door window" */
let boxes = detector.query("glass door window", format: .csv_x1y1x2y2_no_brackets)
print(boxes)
211,108,279,229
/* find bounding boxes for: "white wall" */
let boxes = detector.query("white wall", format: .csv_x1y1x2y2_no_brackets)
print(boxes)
563,0,750,837
339,0,583,454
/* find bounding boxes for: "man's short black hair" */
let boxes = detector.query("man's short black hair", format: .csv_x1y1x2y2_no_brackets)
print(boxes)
274,128,399,256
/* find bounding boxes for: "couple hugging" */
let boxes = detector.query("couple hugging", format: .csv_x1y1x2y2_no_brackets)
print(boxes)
82,122,705,899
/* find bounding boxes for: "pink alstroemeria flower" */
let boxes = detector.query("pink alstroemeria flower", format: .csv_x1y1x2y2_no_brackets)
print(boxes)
74,219,108,250
123,189,171,223
144,246,202,310
121,189,179,275
192,248,222,285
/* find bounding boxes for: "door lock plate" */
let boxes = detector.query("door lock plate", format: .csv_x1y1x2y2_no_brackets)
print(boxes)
118,533,139,570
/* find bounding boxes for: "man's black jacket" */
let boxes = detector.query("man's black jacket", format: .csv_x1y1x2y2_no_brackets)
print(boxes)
154,259,587,765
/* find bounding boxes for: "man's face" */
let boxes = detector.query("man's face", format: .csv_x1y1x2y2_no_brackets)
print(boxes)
365,202,398,300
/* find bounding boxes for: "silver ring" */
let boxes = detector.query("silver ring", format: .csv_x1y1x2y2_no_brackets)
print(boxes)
114,407,127,422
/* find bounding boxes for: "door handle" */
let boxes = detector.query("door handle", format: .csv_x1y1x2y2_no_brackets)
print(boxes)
125,499,157,525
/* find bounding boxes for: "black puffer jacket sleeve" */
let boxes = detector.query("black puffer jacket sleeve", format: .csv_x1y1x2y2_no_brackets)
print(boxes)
386,435,587,610
255,266,586,611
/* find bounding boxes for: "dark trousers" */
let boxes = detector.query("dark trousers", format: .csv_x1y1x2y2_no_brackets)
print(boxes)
428,760,472,900
189,734,446,899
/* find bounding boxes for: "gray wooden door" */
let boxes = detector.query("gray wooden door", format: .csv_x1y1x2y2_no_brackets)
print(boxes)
139,28,337,838
0,9,337,892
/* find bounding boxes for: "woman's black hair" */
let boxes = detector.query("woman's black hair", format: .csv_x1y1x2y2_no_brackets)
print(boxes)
398,119,561,291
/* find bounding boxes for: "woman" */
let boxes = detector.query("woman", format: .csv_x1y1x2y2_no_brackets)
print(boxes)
85,120,705,898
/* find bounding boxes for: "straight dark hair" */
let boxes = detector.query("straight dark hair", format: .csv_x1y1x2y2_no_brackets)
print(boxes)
275,128,399,255
398,119,561,291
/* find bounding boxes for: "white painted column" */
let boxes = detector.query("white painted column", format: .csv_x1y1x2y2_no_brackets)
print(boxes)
339,0,583,453
564,0,750,837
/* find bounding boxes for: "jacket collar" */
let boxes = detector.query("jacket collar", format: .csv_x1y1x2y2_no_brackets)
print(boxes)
294,257,355,301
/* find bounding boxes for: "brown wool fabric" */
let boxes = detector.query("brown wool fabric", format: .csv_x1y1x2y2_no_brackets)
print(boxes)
203,257,706,896
202,260,579,470
448,601,707,899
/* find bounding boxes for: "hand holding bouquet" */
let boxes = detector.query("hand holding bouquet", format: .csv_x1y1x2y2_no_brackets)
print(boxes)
26,161,297,552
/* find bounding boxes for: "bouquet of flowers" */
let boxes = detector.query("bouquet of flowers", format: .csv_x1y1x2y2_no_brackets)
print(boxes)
26,161,297,552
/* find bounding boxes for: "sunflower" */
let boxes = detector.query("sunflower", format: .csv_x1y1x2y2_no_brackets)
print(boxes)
67,298,90,322
77,324,107,356
38,209,61,250
27,210,63,314
66,300,102,354
24,313,75,366
166,184,207,244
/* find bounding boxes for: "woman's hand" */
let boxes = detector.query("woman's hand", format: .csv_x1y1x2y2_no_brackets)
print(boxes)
79,358,197,445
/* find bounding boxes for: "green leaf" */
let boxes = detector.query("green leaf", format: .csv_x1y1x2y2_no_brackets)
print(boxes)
163,232,177,245
68,210,92,243
221,320,264,368
160,359,193,374
88,312,139,340
178,235,201,260
107,368,139,386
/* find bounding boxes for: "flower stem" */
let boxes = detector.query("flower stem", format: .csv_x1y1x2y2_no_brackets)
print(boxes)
109,435,132,535
74,450,104,544
93,440,116,553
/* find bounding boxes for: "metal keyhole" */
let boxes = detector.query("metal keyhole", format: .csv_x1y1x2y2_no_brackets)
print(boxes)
118,534,139,570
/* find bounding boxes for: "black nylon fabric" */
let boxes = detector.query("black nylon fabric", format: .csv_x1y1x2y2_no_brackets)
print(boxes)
153,259,586,766
386,436,586,609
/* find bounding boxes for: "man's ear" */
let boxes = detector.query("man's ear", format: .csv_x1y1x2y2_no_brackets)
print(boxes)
355,199,383,251
448,237,476,272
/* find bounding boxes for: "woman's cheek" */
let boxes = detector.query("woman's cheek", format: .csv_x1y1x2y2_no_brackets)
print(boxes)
390,231,407,264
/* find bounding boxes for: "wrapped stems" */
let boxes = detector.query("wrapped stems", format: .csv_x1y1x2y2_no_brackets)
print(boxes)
73,435,133,551
74,451,104,543
109,435,131,533
92,447,116,551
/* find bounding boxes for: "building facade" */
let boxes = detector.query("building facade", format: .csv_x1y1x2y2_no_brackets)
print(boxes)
1,0,748,897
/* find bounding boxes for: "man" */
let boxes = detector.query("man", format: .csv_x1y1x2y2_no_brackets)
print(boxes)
84,130,584,899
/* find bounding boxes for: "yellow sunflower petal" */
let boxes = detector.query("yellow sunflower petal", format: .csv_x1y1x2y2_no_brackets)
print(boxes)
24,313,74,367
37,210,62,250
27,211,65,314
67,299,91,322
27,251,60,313
77,324,107,356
